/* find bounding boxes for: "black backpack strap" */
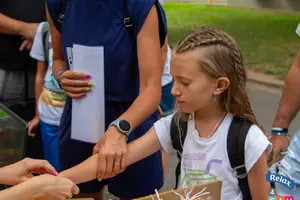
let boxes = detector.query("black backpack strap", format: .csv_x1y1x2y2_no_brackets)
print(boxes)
170,112,188,189
227,116,252,200
123,0,133,38
57,0,67,24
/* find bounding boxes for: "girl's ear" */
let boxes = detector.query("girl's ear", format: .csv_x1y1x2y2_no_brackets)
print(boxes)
213,77,230,95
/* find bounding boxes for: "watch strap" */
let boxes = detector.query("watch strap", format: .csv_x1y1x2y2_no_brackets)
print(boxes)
271,127,288,136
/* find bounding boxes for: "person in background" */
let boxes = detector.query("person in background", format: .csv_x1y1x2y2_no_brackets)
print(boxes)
269,50,300,198
0,0,45,104
28,20,66,172
0,158,79,200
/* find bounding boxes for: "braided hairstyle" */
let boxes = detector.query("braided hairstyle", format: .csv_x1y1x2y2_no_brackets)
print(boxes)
174,27,263,130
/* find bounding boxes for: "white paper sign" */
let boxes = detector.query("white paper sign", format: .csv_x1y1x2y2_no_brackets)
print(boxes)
71,44,105,143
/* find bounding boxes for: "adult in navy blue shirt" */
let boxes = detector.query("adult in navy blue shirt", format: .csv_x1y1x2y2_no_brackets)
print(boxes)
46,0,167,199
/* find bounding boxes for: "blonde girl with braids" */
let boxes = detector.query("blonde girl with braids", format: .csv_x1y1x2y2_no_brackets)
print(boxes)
57,27,271,200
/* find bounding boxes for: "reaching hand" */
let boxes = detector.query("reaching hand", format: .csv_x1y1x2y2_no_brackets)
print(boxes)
96,126,128,180
0,158,58,186
20,23,39,40
28,116,40,137
268,135,289,166
20,38,33,51
58,70,93,99
27,174,79,200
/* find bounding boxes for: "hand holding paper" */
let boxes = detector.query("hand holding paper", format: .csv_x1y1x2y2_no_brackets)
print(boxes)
71,44,105,144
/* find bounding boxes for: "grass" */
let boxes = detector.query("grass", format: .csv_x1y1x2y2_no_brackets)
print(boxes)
163,3,300,79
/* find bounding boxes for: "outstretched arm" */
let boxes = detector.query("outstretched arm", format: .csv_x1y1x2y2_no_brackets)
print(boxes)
0,13,38,40
60,127,162,184
273,49,300,128
269,49,300,165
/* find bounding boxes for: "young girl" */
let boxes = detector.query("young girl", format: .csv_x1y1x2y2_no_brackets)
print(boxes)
59,27,271,200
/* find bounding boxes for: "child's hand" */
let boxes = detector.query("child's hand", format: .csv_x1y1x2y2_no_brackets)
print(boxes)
268,135,289,166
19,39,33,51
27,174,79,200
28,116,40,137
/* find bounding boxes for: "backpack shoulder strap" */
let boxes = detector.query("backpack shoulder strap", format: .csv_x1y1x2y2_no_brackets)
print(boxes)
123,0,133,38
227,116,253,200
41,22,50,66
57,0,67,24
170,112,188,189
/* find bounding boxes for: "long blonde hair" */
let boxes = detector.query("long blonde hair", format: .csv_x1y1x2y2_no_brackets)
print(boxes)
173,27,263,130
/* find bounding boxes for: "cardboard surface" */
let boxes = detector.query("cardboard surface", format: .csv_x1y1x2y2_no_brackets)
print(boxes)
135,180,222,200
70,198,94,200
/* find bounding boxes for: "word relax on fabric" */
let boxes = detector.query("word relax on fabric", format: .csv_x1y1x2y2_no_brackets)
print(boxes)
266,173,295,190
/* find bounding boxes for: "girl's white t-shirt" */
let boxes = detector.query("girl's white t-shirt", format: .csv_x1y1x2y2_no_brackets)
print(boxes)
154,112,271,200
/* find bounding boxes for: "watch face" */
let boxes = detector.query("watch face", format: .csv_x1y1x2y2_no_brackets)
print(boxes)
119,120,131,132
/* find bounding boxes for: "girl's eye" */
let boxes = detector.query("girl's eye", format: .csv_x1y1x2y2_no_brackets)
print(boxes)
180,79,190,86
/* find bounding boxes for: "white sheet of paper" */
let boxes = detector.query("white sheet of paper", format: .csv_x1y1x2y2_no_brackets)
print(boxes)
71,44,105,143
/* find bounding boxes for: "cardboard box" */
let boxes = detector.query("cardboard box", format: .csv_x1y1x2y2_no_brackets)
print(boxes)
70,199,94,200
135,180,222,200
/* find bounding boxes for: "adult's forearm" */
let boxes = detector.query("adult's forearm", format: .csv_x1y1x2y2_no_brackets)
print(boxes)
0,182,35,200
119,86,161,130
0,13,24,35
273,51,300,128
0,168,7,185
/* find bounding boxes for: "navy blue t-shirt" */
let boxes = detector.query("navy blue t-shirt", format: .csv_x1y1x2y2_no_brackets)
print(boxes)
47,0,167,103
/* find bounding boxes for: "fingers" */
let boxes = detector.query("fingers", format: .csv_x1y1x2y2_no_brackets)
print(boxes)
61,79,92,88
59,71,93,99
111,152,122,177
93,143,100,155
25,159,58,176
104,153,114,178
28,133,36,137
270,147,281,166
63,71,91,80
28,126,36,137
120,140,128,171
71,184,80,195
19,40,30,51
26,42,32,51
28,122,37,137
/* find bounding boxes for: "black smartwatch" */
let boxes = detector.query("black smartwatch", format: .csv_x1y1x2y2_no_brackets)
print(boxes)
110,118,131,138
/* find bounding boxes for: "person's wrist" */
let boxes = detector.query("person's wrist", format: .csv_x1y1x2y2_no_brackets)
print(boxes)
0,167,7,184
0,165,18,185
271,127,289,136
55,69,67,88
26,177,44,199
18,22,26,36
109,126,127,140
